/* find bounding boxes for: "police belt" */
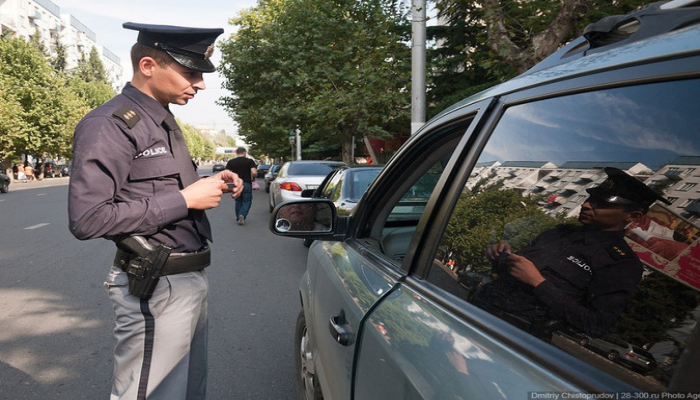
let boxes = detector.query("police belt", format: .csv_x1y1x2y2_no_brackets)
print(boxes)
114,247,211,275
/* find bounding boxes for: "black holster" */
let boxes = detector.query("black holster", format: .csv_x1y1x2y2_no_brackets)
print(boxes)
115,236,172,300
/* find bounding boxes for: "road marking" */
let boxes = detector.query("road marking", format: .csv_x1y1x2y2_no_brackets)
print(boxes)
37,193,47,196
25,223,50,230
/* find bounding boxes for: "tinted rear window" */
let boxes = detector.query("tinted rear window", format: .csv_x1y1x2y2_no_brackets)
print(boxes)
288,163,341,175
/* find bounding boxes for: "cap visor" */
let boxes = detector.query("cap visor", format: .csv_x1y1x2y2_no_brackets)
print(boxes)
168,52,216,73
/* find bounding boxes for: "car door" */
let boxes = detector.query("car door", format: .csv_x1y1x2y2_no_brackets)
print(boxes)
353,65,700,396
344,101,620,399
304,108,486,400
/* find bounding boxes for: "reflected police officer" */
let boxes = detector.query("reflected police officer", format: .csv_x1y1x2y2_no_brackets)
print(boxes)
68,23,243,400
473,168,670,339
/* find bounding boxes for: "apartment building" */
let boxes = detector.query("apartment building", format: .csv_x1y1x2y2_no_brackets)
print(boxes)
0,0,122,88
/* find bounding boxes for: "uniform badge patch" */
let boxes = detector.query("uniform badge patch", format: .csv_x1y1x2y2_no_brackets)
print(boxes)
113,106,141,129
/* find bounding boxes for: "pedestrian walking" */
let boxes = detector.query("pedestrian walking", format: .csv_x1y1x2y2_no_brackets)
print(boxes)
24,163,34,182
225,147,257,225
68,22,242,400
17,164,26,182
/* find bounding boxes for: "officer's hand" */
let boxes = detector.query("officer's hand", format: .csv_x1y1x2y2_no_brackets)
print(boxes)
506,254,545,287
180,175,230,210
486,242,512,261
216,170,243,198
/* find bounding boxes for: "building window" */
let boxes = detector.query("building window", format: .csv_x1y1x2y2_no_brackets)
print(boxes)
677,183,697,192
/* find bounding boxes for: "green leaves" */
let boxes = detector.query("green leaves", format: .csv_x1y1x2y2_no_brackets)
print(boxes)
0,36,114,165
219,0,410,162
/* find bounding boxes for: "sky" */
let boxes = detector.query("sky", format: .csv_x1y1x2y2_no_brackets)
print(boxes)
58,0,259,138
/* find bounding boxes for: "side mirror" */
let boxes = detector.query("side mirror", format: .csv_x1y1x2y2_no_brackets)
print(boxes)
301,188,316,198
271,200,334,234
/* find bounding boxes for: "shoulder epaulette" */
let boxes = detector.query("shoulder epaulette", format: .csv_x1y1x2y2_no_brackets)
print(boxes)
113,106,141,129
607,244,632,260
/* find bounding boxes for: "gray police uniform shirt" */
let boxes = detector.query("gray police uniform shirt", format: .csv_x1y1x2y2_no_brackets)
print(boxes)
68,83,206,253
474,224,643,338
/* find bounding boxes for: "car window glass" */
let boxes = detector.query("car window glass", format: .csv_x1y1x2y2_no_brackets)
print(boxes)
370,119,474,263
329,173,343,202
428,78,700,391
349,169,381,201
320,170,342,199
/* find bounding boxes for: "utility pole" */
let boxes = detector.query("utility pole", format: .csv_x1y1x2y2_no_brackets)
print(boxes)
295,128,302,160
288,130,295,160
411,0,426,135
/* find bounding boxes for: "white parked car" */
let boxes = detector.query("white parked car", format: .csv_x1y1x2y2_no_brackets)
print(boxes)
269,160,346,212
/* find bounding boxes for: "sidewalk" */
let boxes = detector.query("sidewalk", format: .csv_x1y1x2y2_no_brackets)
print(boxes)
9,163,216,192
10,176,69,191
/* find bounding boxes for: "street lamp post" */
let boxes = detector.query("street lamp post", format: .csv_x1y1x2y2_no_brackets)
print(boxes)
288,131,295,160
411,0,426,135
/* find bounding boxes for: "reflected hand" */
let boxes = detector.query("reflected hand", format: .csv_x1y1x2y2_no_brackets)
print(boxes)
486,242,512,261
505,254,545,287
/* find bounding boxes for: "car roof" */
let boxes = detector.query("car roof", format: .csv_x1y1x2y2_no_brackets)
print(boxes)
432,0,700,122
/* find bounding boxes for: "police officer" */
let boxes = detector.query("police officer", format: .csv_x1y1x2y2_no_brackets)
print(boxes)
474,167,670,339
68,23,243,400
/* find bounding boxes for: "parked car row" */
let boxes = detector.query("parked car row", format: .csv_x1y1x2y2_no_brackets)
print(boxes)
271,1,700,398
1,171,10,193
268,160,347,213
264,164,282,193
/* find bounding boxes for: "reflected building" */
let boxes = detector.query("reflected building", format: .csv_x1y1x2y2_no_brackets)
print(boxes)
465,160,655,219
643,156,700,224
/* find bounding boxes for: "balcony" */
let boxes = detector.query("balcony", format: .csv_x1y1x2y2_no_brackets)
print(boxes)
664,170,683,181
685,200,700,215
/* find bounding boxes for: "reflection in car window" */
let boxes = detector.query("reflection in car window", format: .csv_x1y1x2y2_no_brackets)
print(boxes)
388,159,450,223
320,170,343,200
429,79,700,390
371,119,473,264
349,169,381,201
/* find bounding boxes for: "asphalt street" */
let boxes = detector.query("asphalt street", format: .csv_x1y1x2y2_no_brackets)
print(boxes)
0,171,306,399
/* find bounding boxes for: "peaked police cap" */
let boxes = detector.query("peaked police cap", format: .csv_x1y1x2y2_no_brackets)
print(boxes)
586,167,670,212
123,22,223,73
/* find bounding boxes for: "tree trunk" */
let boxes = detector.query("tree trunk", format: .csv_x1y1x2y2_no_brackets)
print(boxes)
342,137,354,164
482,0,590,74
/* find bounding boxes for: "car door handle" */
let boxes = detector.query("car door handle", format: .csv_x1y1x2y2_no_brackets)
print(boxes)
329,310,354,346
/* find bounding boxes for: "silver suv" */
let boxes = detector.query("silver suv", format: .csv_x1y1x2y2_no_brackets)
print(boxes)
272,1,700,397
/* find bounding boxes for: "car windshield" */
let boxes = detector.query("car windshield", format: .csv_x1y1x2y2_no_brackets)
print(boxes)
288,163,341,176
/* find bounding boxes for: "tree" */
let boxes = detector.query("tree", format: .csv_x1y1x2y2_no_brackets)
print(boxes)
443,186,573,274
219,0,411,163
68,75,115,109
72,46,108,83
180,120,217,161
0,76,27,167
428,0,650,118
0,37,87,165
50,35,67,73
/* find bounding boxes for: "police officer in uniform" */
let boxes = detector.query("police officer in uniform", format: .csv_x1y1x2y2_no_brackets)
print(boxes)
473,167,670,339
68,23,243,400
